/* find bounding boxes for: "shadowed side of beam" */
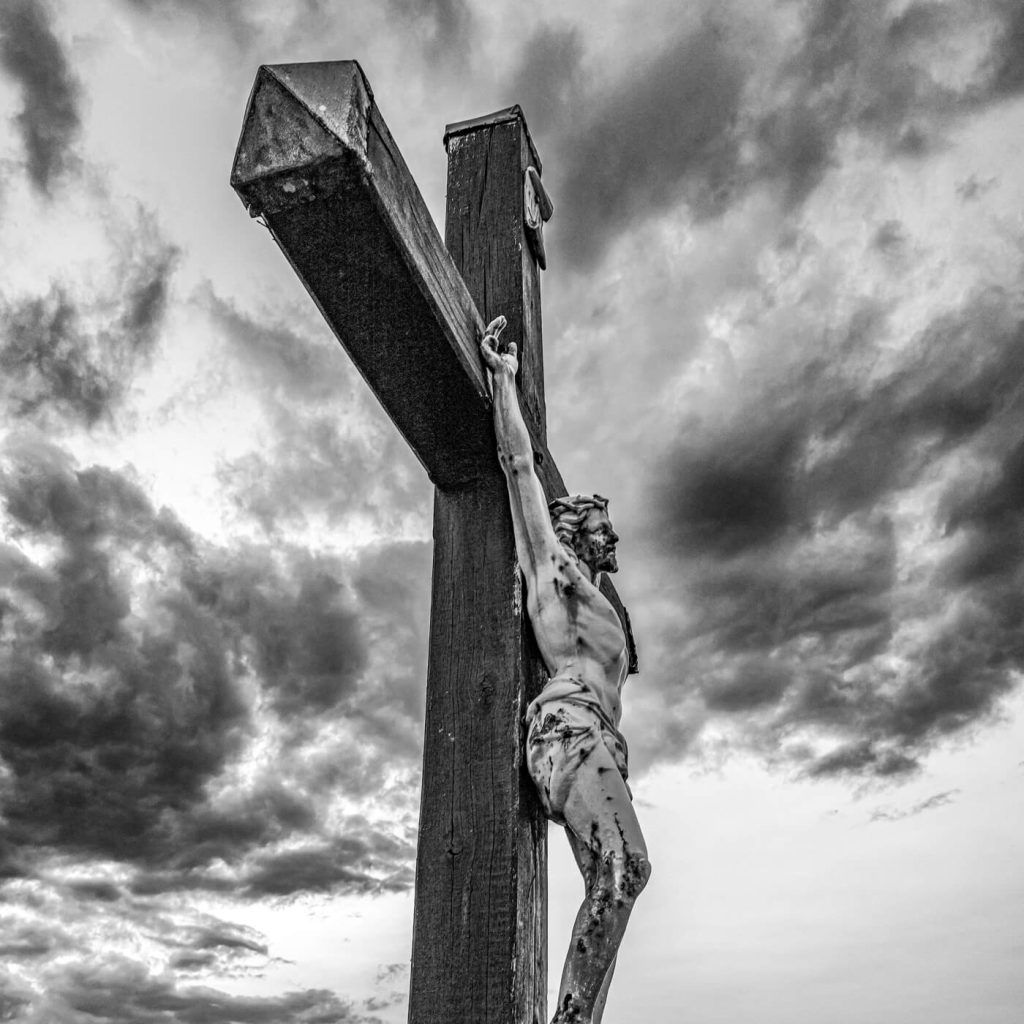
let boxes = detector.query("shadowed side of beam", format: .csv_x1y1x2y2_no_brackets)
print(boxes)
230,61,492,489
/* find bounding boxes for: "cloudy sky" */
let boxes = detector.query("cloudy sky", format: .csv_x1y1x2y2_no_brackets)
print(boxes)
1,0,1022,1021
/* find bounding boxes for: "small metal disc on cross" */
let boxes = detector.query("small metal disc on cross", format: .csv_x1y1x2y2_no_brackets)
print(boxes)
230,61,637,1024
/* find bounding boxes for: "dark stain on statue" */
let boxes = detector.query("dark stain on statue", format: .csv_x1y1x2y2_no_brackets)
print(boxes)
552,993,584,1024
620,848,650,901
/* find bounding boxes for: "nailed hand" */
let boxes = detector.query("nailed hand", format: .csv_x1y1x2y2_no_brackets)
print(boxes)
479,315,517,376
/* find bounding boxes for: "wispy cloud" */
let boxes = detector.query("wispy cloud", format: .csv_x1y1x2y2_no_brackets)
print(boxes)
869,789,960,822
0,207,178,429
204,289,427,538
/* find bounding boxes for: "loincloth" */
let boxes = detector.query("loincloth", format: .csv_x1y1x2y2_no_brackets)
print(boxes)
525,699,630,825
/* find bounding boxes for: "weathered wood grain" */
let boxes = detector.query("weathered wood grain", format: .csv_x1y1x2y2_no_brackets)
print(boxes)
409,109,548,1024
230,61,491,489
444,109,547,445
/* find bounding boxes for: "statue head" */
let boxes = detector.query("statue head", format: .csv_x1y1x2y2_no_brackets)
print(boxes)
548,494,619,575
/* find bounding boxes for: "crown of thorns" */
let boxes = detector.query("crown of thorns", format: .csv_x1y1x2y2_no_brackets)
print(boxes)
547,494,609,517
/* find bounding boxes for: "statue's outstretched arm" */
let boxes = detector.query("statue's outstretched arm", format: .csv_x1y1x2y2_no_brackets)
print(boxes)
480,317,560,579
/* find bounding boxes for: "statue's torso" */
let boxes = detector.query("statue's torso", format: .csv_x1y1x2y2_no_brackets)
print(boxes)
525,551,628,731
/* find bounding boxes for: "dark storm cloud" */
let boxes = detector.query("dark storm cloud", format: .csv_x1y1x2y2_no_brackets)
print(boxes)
242,829,412,896
656,421,802,558
184,925,267,955
0,922,55,958
803,741,919,780
809,292,1024,518
0,837,29,880
764,0,935,175
1,288,113,426
673,512,896,726
702,657,791,713
0,0,81,194
157,918,271,975
122,0,247,20
656,290,1024,558
647,287,1024,777
872,220,907,255
504,24,584,136
751,0,1024,199
170,951,218,970
519,1,1024,271
942,435,1024,587
40,959,375,1024
127,822,415,900
0,493,248,864
67,879,124,902
548,19,747,269
170,782,318,868
120,0,461,63
984,0,1024,97
118,0,275,47
956,175,998,202
386,0,473,59
0,987,30,1021
0,438,418,892
203,290,347,404
0,225,177,428
181,548,367,717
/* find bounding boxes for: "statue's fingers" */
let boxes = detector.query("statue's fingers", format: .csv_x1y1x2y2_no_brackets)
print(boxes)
485,315,507,339
506,342,518,359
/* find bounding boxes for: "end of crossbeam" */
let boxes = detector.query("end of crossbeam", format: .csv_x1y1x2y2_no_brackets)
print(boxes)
230,60,502,489
230,60,373,218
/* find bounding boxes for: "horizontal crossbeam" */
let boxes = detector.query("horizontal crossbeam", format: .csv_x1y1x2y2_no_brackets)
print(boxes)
231,61,497,489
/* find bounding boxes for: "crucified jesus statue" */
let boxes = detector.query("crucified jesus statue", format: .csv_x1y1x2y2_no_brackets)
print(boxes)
480,316,651,1024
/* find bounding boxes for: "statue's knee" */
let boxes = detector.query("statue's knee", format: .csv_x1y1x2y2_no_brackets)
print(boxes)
621,850,651,901
589,850,650,908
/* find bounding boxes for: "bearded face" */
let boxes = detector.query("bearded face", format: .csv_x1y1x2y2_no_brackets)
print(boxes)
574,508,619,575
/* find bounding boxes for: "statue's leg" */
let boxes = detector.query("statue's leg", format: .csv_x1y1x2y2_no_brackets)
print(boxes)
593,954,617,1024
565,829,618,1024
552,747,651,1024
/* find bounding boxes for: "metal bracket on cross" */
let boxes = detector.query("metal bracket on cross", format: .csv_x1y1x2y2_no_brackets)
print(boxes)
524,165,554,270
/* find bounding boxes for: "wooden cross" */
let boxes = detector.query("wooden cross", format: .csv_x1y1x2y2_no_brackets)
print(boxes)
230,61,635,1024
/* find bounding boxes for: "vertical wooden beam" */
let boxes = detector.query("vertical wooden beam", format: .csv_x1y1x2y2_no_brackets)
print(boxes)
408,109,548,1024
443,107,547,447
